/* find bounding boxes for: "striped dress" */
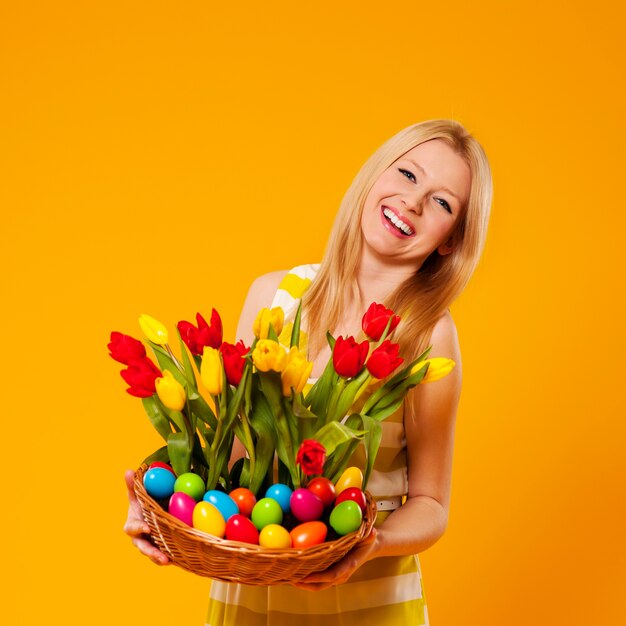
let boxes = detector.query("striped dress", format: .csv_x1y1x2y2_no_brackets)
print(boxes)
206,264,429,626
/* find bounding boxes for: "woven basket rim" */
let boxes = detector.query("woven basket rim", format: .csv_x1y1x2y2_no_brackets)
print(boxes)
134,464,377,582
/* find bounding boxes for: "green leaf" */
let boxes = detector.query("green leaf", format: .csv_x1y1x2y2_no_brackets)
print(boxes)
312,420,365,457
267,323,279,342
141,396,173,441
369,397,405,421
247,388,279,493
360,414,382,489
188,394,217,430
290,301,302,348
306,358,338,421
167,431,191,475
142,445,169,466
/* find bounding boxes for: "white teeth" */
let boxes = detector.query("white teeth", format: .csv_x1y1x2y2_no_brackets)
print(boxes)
383,208,414,235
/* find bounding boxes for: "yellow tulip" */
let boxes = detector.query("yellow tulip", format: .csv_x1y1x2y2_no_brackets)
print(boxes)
253,307,284,339
252,339,287,372
281,346,314,396
412,357,456,383
201,346,223,395
138,313,169,345
155,370,186,411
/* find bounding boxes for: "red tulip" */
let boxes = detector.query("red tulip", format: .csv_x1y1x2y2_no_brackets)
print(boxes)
332,335,369,378
120,357,161,397
366,340,404,379
177,310,223,356
361,302,400,341
107,331,146,365
220,340,249,386
296,440,327,476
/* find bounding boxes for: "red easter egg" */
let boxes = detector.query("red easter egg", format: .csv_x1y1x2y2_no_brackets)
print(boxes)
149,461,176,476
335,487,367,513
290,521,328,549
225,514,260,544
229,487,257,518
306,477,336,508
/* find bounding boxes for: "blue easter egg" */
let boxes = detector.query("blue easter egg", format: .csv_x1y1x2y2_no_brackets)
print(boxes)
203,490,239,522
143,467,176,499
265,483,293,513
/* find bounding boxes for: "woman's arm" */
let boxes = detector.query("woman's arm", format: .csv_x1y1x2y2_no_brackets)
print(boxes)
296,311,462,589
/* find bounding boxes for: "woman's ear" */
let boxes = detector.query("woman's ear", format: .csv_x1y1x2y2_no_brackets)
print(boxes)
437,236,455,256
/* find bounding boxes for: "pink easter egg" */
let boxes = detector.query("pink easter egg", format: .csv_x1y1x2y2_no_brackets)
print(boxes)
290,488,324,522
168,491,196,526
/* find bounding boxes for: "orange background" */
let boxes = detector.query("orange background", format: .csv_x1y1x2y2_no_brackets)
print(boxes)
2,2,625,625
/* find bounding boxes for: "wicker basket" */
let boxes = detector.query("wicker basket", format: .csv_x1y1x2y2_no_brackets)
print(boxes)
133,465,377,585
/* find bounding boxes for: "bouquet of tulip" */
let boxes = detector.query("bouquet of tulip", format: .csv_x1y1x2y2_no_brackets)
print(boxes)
109,302,453,495
109,302,454,582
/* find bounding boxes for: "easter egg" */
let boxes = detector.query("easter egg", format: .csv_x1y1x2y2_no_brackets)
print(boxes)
225,514,260,544
306,477,336,508
329,500,363,536
251,497,284,530
203,490,239,522
229,487,257,518
168,491,196,526
265,483,293,513
290,521,328,549
149,461,176,476
334,466,363,495
174,472,205,501
143,467,176,499
259,524,292,549
290,488,324,522
193,501,226,537
335,487,367,513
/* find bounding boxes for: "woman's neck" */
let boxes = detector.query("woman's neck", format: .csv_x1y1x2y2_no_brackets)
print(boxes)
356,253,417,305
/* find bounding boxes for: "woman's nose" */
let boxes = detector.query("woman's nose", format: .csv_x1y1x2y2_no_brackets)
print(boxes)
401,193,424,215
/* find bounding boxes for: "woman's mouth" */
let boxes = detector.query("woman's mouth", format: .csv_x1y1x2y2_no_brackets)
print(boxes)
381,206,415,237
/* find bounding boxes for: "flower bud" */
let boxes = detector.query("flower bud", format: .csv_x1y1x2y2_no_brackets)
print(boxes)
138,313,169,345
412,357,456,383
281,347,313,396
252,339,287,372
201,346,223,395
252,307,284,339
155,370,186,411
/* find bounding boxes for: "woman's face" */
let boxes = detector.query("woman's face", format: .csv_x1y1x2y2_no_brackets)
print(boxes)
360,138,471,270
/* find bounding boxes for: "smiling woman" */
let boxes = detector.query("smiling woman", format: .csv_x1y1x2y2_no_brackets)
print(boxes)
359,139,471,269
123,119,493,626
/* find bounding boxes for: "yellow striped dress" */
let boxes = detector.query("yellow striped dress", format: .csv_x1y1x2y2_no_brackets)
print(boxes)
205,264,429,626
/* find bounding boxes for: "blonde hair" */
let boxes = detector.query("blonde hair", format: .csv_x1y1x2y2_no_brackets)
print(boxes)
304,119,493,359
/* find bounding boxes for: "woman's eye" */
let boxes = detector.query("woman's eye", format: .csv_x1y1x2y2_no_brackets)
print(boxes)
398,168,416,182
435,198,452,214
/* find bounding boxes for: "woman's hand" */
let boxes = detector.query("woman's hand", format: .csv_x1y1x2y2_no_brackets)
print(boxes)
291,528,378,591
123,470,170,565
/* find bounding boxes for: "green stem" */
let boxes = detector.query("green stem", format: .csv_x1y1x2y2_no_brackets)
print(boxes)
239,411,256,482
165,343,185,372
325,377,346,423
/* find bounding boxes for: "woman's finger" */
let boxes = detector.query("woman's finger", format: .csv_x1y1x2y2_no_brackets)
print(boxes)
131,536,170,565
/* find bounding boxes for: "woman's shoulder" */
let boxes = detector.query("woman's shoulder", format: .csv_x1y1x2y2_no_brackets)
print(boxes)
245,270,290,310
428,310,461,362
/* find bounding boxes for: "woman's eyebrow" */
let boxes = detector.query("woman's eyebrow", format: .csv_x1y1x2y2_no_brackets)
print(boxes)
407,158,461,200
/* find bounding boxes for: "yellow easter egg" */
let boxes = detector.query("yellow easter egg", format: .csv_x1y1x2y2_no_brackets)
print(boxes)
259,523,292,549
192,501,226,538
334,466,363,495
